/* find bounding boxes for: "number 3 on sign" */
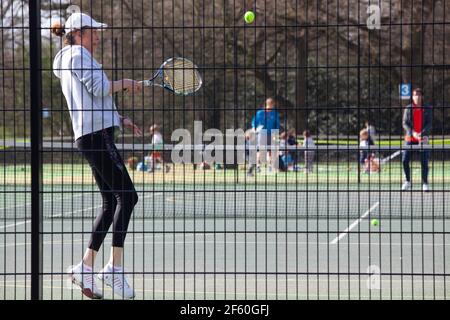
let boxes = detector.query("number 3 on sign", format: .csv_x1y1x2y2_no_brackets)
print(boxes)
400,83,411,100
367,265,381,290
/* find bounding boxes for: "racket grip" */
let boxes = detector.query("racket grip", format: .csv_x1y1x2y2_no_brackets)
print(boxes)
122,80,147,91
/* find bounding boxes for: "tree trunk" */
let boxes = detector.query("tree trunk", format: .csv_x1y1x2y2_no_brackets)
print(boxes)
294,34,308,132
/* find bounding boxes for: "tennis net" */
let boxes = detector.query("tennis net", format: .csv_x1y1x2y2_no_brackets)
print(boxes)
1,140,450,219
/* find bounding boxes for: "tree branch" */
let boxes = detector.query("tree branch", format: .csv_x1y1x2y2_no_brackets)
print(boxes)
122,0,182,57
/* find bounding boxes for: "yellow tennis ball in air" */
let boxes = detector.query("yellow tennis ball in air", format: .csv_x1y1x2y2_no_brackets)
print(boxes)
244,11,255,24
371,219,379,226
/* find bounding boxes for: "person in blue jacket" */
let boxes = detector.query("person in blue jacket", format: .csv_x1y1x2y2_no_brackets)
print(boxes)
250,97,280,173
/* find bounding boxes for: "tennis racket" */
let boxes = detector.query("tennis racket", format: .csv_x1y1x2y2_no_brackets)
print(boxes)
141,57,202,95
380,150,402,165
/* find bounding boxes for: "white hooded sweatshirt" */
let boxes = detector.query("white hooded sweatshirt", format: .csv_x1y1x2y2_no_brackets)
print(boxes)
53,45,121,141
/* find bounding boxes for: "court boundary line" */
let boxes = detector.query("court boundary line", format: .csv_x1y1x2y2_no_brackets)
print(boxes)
0,192,163,228
330,202,380,244
2,234,448,248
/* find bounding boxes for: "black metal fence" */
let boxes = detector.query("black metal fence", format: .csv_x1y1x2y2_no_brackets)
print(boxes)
1,0,449,300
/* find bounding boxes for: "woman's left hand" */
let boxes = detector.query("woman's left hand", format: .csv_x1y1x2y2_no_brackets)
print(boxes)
122,117,142,136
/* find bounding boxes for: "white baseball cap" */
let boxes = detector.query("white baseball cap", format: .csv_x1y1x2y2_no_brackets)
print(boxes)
64,13,107,34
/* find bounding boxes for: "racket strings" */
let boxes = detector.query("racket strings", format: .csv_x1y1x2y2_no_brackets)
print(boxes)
164,59,201,94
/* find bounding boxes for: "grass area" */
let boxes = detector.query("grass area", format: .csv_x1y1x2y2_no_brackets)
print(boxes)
314,139,450,146
2,161,450,187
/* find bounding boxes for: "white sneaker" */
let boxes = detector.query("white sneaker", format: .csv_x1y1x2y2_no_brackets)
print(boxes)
423,184,430,192
402,181,411,191
67,262,102,299
98,264,135,299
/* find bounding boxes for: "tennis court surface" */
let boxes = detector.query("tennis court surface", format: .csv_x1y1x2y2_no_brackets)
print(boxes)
1,144,449,299
2,1,450,301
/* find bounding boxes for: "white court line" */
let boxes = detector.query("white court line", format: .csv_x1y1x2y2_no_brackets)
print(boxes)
3,277,450,285
0,193,84,211
0,220,30,230
3,283,449,301
330,202,379,244
2,278,449,300
49,192,164,218
0,192,165,228
0,194,86,229
2,236,448,248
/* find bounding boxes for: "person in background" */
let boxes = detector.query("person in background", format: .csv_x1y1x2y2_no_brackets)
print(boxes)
401,87,432,192
303,130,315,173
359,129,373,169
365,121,377,145
287,128,299,170
364,153,380,174
278,131,292,172
147,124,170,173
245,128,257,176
360,129,382,174
251,97,280,172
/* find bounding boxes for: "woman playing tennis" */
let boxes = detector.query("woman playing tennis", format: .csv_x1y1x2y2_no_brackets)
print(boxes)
52,12,142,299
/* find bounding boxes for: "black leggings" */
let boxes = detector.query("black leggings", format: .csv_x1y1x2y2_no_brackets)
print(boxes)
75,127,138,251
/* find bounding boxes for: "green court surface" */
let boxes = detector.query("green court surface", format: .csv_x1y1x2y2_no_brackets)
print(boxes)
1,153,449,300
0,187,449,220
2,158,450,186
1,157,449,220
1,218,449,300
1,173,449,299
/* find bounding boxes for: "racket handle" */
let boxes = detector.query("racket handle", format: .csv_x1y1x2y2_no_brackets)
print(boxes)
122,80,146,91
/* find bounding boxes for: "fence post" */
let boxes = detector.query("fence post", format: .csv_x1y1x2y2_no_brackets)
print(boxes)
29,0,43,300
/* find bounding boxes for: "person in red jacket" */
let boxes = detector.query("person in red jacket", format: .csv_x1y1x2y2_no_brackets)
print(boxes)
401,88,433,192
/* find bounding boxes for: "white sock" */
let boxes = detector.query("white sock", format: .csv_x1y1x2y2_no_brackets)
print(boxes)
113,265,123,272
106,262,123,272
79,261,92,272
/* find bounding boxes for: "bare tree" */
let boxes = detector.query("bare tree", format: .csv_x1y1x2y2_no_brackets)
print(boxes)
2,0,449,139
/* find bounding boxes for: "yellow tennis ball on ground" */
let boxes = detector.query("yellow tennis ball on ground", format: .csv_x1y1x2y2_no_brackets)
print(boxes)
371,219,379,226
244,11,255,24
